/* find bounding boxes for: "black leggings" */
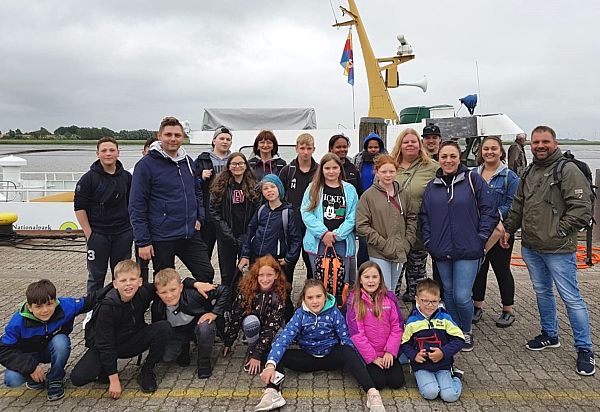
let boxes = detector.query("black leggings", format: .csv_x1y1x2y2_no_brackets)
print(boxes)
269,345,375,393
472,237,515,306
366,358,405,390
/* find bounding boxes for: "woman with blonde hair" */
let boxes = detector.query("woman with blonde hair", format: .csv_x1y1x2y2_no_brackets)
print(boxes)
390,128,438,302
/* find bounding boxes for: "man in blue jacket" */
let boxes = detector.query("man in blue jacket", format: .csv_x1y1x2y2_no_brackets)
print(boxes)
129,116,214,282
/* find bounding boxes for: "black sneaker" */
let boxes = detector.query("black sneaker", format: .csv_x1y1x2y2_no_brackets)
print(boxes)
451,367,464,381
576,349,596,376
462,333,474,352
176,342,191,367
26,380,45,390
197,358,212,379
137,369,157,393
496,311,515,328
472,307,483,324
526,333,560,351
46,380,65,401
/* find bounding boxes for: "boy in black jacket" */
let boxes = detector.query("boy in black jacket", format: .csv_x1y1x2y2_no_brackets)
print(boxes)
0,279,102,401
70,260,214,398
152,268,229,378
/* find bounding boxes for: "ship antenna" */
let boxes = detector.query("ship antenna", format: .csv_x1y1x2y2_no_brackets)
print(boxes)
476,60,482,114
329,0,340,26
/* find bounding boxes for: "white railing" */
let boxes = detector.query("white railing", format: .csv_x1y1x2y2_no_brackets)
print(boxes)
0,171,83,202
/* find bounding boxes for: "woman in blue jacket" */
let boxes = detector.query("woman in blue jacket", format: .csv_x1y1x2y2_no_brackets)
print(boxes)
301,153,359,283
472,136,520,328
419,141,499,351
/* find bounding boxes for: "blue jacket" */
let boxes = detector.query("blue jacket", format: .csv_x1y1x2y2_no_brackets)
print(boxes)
301,181,358,256
129,145,203,246
420,164,499,261
401,305,465,372
241,202,302,264
267,293,354,365
0,296,94,376
474,164,520,220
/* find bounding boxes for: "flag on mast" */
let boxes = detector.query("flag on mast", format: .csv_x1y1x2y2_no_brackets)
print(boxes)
339,30,354,85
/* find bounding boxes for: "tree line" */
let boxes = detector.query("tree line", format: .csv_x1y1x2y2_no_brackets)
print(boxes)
0,126,155,140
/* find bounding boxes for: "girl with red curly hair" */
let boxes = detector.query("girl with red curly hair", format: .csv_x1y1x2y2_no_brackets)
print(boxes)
223,255,287,375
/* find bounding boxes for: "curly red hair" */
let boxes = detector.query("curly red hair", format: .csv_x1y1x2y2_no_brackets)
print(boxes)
239,255,288,315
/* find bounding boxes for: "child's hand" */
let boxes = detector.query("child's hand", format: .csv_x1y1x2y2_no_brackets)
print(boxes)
198,312,217,324
195,220,202,231
382,352,394,369
428,347,444,363
322,231,336,247
30,365,45,383
138,245,154,260
372,357,385,369
260,367,276,384
246,358,262,375
108,374,122,399
414,349,427,364
278,258,287,266
238,258,250,271
193,282,217,298
222,346,231,357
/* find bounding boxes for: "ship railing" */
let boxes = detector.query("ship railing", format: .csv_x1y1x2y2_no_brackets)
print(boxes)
0,182,75,202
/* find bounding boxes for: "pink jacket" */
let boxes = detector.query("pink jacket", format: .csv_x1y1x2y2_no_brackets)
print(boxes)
345,290,404,363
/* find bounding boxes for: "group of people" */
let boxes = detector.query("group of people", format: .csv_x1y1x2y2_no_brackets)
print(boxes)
0,117,595,411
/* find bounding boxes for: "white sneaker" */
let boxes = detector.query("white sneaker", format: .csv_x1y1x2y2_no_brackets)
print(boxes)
254,388,286,411
81,311,93,330
366,388,386,412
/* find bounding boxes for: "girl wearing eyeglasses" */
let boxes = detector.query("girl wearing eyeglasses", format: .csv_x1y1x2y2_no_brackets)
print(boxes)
419,141,499,352
210,153,260,289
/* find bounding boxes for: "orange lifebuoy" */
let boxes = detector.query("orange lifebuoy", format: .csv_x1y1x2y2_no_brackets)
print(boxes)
511,245,600,268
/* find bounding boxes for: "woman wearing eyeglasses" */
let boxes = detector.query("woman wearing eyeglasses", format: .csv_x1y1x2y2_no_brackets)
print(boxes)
210,153,260,289
419,141,499,351
248,130,287,180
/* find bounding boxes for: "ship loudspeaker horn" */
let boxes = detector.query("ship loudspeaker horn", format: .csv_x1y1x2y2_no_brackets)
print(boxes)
399,76,427,93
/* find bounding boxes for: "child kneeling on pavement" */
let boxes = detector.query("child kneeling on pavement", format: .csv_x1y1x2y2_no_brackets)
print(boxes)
401,279,465,402
151,268,229,378
0,279,102,401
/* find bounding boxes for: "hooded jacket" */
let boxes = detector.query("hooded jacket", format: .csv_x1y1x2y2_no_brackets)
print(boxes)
401,305,465,372
0,294,97,376
249,155,287,180
301,181,358,256
278,157,319,216
354,134,387,192
241,202,302,264
224,289,285,361
129,142,203,247
474,163,520,220
151,285,230,333
356,181,417,262
503,149,592,253
74,159,132,235
209,181,259,247
267,293,353,366
345,290,403,364
342,158,362,196
194,151,232,223
420,164,499,261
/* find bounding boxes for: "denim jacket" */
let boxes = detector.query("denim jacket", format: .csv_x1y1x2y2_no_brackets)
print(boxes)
474,164,519,219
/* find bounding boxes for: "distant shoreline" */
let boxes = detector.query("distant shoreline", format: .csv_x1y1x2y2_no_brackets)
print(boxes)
0,139,191,145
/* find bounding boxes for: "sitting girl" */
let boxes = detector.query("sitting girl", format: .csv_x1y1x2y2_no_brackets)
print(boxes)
223,256,287,376
255,279,386,412
346,261,405,390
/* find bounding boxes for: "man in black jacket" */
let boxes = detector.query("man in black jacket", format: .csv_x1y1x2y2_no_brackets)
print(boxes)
75,137,133,295
152,268,229,378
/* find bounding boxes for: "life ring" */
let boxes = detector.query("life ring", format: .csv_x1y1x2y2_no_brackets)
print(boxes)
511,245,600,269
0,213,18,225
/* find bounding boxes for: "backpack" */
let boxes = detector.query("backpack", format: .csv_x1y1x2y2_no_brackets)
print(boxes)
257,204,289,240
83,286,113,348
314,246,349,307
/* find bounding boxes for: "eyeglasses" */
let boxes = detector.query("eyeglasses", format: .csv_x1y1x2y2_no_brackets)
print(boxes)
229,162,246,168
419,299,440,306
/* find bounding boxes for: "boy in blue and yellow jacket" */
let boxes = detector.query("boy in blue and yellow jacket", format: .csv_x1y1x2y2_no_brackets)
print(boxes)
401,279,465,403
0,279,100,401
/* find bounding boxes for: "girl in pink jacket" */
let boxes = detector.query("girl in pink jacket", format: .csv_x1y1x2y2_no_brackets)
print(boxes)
346,261,405,389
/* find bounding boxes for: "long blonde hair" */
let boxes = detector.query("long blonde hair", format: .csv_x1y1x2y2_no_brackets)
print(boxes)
306,153,344,211
390,128,432,166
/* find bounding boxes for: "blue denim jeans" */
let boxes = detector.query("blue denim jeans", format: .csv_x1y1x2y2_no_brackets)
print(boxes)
414,369,462,402
521,247,593,351
435,259,481,333
4,334,71,387
370,257,404,292
308,240,353,283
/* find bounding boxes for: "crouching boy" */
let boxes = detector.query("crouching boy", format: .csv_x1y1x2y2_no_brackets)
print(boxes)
0,279,99,401
151,268,229,378
401,279,465,403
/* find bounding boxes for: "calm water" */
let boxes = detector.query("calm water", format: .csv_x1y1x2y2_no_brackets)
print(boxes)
2,143,600,175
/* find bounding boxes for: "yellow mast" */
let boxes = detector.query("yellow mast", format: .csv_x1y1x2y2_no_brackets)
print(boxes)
333,0,415,122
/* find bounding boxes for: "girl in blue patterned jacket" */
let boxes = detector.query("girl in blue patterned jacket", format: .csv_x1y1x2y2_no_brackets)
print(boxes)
255,279,386,412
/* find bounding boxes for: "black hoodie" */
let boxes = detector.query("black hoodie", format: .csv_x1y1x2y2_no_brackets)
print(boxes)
74,159,132,234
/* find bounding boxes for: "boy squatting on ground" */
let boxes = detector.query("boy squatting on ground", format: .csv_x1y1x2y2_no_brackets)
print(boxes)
401,279,465,402
70,260,215,399
151,268,229,379
0,279,105,401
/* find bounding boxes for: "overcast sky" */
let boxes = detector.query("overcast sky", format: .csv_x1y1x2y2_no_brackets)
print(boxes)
1,0,599,138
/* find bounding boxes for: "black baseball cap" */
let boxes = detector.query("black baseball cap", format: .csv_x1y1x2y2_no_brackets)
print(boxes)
422,123,441,137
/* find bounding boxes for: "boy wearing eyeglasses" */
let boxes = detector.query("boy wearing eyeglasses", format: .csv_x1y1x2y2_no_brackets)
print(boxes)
400,279,465,402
